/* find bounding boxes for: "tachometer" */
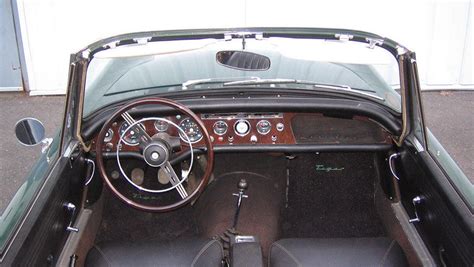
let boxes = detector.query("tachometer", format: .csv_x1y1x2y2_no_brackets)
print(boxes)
119,121,142,146
179,118,203,143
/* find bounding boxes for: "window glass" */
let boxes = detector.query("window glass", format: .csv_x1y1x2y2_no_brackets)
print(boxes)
0,94,64,251
84,37,401,117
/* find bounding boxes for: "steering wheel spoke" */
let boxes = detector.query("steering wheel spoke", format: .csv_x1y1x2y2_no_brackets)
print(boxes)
162,161,188,199
121,112,152,144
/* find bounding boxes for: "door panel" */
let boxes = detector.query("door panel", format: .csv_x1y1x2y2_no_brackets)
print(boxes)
399,145,474,266
1,150,86,266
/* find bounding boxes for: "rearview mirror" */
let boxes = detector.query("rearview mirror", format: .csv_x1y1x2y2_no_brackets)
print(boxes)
15,118,46,146
216,51,270,71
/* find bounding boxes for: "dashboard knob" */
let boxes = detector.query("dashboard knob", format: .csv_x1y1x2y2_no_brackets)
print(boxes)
250,135,258,143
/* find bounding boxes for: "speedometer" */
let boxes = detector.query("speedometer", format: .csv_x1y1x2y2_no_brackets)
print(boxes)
179,118,203,143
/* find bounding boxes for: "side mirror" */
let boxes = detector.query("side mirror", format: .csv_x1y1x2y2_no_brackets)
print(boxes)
15,118,52,153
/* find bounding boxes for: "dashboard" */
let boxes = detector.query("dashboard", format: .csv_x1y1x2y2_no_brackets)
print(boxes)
93,112,295,152
91,112,392,152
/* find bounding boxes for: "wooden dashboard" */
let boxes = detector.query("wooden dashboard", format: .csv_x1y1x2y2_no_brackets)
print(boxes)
91,112,392,152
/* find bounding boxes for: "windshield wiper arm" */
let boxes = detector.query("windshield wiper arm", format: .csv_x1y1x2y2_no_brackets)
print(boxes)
223,78,383,101
223,78,297,86
311,83,384,101
182,76,260,90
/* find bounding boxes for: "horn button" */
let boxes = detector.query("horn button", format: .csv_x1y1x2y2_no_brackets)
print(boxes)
143,141,169,167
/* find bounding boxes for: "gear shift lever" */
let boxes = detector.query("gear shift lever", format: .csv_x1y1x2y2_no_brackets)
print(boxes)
232,179,248,229
218,179,250,264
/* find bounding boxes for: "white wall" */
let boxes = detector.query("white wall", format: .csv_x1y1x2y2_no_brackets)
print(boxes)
15,0,473,95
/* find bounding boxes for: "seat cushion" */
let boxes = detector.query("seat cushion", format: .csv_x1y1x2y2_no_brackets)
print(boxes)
270,237,408,267
85,238,223,267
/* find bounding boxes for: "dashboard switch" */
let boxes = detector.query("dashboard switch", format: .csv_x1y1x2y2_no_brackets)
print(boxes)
250,135,258,143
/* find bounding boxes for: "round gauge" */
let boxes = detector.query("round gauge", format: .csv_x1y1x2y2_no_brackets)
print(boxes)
119,121,142,146
104,128,114,143
179,118,203,143
154,120,169,132
256,120,271,135
234,120,250,136
213,121,228,135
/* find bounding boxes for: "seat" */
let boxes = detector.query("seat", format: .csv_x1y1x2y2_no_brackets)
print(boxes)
85,238,223,267
270,237,408,267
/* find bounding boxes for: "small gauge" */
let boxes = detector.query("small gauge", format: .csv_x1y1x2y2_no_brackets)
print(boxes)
119,121,142,146
154,120,169,132
276,122,285,132
179,118,203,143
234,120,250,136
256,120,271,135
213,121,228,135
104,128,114,142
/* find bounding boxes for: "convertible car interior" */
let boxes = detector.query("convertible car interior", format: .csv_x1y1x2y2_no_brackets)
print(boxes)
5,29,473,267
82,102,413,267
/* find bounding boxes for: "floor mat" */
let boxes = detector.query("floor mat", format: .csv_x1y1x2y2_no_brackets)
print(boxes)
95,153,287,246
282,152,385,238
95,189,198,244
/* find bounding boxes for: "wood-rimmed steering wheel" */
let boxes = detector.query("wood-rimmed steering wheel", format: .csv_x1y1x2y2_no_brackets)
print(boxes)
95,98,214,212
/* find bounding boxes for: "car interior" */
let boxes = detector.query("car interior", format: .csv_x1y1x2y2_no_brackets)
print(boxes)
12,85,472,266
53,91,428,267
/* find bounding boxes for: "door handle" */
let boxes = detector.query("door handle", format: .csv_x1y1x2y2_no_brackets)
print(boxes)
409,196,422,223
63,202,79,232
389,152,401,180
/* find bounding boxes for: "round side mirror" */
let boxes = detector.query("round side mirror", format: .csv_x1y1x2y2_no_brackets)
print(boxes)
15,118,46,146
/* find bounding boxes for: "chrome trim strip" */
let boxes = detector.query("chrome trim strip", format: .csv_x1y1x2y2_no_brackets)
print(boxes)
413,138,425,152
63,141,79,158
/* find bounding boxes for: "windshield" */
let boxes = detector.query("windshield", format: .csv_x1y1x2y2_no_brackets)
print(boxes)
84,36,401,117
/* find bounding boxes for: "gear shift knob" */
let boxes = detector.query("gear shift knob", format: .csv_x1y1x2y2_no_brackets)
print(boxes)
238,179,248,191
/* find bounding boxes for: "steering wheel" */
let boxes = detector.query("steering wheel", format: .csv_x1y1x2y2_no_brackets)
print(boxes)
95,98,214,212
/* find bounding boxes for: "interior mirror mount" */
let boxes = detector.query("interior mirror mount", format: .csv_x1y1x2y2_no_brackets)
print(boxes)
15,118,52,154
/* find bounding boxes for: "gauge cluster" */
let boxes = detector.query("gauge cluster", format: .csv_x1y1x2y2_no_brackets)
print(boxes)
95,112,295,151
201,113,295,145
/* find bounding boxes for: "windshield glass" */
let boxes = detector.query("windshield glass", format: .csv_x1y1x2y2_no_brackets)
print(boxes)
84,36,401,117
